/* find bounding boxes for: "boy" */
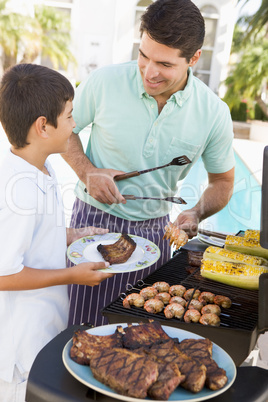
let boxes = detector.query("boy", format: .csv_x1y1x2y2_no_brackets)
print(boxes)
0,64,114,402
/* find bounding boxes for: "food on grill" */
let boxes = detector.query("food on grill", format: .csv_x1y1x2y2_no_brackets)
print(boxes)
244,229,260,241
148,339,207,393
169,284,186,297
204,245,268,266
200,259,268,290
70,329,123,365
140,286,158,300
152,281,170,292
199,313,221,327
201,304,221,316
186,299,204,312
122,293,145,309
144,298,165,313
164,302,185,319
184,309,201,323
178,338,228,390
198,291,215,304
90,347,159,399
213,295,232,308
97,233,136,264
183,288,201,301
187,250,204,267
155,292,171,304
224,234,268,259
169,296,186,307
163,222,188,249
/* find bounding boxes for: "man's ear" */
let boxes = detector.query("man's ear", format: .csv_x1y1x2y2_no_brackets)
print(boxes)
189,49,202,67
35,116,48,139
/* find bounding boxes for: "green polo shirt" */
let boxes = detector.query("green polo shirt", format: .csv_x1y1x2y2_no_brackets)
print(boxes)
72,61,234,221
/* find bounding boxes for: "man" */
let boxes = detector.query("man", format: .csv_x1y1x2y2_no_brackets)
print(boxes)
63,0,235,327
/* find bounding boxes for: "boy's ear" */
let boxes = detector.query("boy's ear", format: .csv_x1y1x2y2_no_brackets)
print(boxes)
189,49,202,67
35,116,48,139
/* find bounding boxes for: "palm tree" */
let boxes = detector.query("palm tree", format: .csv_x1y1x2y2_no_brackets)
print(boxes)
0,0,76,72
223,1,268,119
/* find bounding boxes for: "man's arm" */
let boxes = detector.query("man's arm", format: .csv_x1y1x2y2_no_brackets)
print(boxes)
62,133,126,205
174,167,235,237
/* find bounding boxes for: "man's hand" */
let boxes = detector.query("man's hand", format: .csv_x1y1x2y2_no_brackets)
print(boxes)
84,168,127,205
61,133,126,205
67,226,109,246
173,209,199,239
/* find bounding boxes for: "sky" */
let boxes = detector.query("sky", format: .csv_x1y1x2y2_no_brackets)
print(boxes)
237,0,262,18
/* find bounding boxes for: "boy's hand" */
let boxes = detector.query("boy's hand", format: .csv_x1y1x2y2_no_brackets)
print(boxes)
66,226,109,246
70,261,115,286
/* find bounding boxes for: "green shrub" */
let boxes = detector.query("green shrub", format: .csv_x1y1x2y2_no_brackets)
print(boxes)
231,102,247,121
254,103,268,121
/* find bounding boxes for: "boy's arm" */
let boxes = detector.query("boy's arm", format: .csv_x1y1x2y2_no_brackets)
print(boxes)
0,261,114,291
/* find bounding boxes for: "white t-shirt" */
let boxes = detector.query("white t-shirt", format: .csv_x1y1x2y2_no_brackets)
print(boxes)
0,151,69,383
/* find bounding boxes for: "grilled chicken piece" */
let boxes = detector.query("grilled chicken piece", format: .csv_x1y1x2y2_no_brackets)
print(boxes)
97,233,136,264
90,347,159,399
148,340,207,393
70,329,123,365
178,338,228,390
118,321,171,349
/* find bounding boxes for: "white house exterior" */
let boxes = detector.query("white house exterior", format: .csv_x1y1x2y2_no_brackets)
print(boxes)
4,0,238,94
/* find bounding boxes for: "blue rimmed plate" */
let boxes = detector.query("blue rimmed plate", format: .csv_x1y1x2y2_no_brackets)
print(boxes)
67,233,160,273
62,323,237,402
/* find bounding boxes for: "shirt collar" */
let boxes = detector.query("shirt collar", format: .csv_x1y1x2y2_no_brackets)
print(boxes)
136,65,193,106
8,150,56,193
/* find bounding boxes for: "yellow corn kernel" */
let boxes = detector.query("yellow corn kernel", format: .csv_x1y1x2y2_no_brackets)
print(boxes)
244,230,260,241
203,246,268,266
224,235,268,259
200,259,268,289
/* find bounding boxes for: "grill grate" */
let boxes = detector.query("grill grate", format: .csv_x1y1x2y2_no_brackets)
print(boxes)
102,250,259,332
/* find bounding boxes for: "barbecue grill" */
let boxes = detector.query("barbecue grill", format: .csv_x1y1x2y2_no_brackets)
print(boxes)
102,244,268,366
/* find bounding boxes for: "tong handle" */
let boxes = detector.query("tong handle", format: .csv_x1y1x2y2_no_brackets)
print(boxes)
114,171,140,181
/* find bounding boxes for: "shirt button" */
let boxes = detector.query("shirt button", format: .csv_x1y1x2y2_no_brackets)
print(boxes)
151,104,155,108
149,138,153,143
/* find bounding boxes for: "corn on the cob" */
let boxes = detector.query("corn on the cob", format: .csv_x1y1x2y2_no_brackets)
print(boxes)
203,246,268,266
244,229,260,241
224,235,268,259
200,259,268,290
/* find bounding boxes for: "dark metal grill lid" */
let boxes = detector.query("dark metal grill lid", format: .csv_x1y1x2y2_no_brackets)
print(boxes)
102,250,259,332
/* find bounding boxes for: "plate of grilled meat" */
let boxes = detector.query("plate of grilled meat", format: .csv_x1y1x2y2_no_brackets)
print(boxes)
63,321,236,401
67,233,160,273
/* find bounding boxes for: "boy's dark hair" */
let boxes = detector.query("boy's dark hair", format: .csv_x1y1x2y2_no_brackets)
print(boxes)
0,63,74,148
140,0,205,62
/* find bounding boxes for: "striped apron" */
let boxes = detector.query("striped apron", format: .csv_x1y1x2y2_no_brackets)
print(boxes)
68,198,171,327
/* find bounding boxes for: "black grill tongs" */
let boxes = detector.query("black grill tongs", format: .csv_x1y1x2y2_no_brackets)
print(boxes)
123,194,187,205
114,155,191,182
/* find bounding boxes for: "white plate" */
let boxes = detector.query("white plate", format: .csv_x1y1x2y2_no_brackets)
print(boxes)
197,233,226,248
62,323,237,402
67,233,160,273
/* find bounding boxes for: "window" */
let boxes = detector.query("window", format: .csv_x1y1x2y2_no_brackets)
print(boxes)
192,5,219,86
131,0,152,60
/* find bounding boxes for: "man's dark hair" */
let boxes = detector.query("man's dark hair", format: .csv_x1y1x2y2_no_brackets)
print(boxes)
140,0,205,62
0,63,74,148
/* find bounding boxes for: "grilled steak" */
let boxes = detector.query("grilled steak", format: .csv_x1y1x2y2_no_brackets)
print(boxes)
148,340,207,393
70,329,123,365
90,347,158,399
178,338,228,390
148,361,185,400
119,321,172,349
97,233,136,264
